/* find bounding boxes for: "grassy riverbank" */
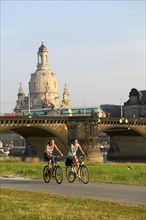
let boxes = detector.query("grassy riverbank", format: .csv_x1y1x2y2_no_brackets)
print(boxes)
1,158,145,219
1,188,145,220
0,157,145,185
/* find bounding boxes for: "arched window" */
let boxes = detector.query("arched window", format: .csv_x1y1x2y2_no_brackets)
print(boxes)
46,55,48,63
38,55,42,64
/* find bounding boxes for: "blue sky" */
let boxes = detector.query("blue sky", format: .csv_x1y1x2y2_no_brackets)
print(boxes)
1,0,145,113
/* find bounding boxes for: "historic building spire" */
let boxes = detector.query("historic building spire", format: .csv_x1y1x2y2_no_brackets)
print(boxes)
29,42,60,109
14,42,72,114
37,41,49,70
18,82,24,94
61,83,71,108
14,83,25,114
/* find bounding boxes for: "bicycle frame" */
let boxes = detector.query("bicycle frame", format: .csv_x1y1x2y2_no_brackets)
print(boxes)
71,155,84,166
66,155,89,184
50,156,59,168
72,156,85,175
43,155,63,184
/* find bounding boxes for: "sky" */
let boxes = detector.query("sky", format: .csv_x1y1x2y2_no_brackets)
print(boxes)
1,0,145,113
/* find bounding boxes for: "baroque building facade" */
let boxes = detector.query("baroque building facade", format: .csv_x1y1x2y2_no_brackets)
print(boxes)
14,42,71,114
123,88,146,118
100,88,146,118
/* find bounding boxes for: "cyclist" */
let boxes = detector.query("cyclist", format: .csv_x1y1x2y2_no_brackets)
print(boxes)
68,138,85,179
44,139,63,171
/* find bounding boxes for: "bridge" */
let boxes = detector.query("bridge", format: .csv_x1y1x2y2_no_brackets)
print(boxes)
0,113,146,162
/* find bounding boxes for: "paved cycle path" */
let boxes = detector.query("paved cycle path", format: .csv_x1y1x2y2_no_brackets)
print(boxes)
0,176,145,206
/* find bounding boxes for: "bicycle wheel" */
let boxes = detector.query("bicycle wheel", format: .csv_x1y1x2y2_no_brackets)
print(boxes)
43,165,51,183
55,165,63,184
80,165,89,184
66,166,76,183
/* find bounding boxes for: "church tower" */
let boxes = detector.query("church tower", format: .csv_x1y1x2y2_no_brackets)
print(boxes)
14,42,72,114
37,42,49,70
29,42,60,109
14,83,25,114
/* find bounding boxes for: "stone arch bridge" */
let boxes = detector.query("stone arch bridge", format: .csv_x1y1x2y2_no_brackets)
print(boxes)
0,114,146,162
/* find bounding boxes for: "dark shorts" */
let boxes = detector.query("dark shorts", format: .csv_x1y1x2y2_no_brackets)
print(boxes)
44,152,53,162
65,157,73,166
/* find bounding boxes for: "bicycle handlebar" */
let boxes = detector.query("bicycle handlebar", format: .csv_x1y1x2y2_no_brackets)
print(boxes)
78,155,87,159
64,154,86,158
52,155,63,159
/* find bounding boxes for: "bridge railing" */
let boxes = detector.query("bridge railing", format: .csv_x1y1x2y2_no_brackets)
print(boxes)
0,115,69,127
97,117,146,126
0,116,146,126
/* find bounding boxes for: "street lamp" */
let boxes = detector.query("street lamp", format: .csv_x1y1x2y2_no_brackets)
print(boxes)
119,118,128,124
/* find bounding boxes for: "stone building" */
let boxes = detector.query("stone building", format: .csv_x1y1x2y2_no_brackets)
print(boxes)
100,104,121,117
123,88,146,118
14,42,71,114
100,88,146,119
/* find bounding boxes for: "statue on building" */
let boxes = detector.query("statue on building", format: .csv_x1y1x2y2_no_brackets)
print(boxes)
61,83,71,108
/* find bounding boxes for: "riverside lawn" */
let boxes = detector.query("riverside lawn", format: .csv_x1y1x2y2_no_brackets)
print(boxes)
1,188,145,220
0,157,146,186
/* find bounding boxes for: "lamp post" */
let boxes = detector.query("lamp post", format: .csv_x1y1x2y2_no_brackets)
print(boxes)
28,93,30,115
120,97,123,118
119,118,128,124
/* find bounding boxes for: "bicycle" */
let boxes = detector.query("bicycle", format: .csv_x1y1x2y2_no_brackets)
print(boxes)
43,155,63,184
65,155,89,184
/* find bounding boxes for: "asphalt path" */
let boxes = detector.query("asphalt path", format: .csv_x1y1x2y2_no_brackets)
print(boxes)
0,176,145,206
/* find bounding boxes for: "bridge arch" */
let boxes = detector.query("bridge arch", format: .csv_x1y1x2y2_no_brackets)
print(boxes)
1,125,68,157
98,126,146,160
0,115,146,161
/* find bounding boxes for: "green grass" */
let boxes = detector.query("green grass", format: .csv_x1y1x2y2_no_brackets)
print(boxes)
0,158,146,185
0,159,145,219
88,162,146,185
0,188,145,220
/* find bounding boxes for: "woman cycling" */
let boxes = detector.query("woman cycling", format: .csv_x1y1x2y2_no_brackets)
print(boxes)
44,139,63,170
68,138,85,178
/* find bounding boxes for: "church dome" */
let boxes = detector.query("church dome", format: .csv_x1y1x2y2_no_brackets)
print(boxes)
38,42,48,52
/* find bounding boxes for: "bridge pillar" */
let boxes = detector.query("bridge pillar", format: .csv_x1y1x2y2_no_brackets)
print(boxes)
87,137,103,163
87,113,103,162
